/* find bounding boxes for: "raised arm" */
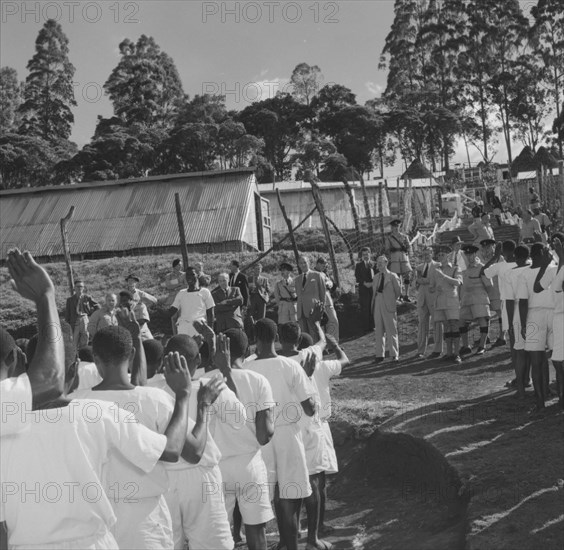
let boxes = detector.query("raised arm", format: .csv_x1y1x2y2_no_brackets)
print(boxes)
116,308,147,386
7,250,64,409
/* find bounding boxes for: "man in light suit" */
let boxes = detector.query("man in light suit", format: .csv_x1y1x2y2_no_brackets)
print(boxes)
416,247,443,358
367,255,401,362
296,255,327,337
315,256,340,342
211,272,244,333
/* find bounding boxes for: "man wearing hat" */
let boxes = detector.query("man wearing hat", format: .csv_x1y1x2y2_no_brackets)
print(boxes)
448,236,467,272
431,245,463,363
458,244,492,355
274,262,298,324
125,274,158,308
479,239,505,346
385,219,413,302
468,212,495,247
415,247,442,358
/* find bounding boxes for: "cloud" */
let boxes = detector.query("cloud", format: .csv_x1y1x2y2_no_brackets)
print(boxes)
366,81,384,95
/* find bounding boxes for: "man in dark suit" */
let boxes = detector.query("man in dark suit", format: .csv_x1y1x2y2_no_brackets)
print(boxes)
212,272,244,332
355,247,374,333
229,260,249,308
296,255,327,337
248,263,271,321
64,280,99,351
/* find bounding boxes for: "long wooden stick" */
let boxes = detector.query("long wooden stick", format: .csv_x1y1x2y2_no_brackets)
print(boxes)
326,215,355,266
242,206,317,273
60,206,75,296
175,193,189,270
276,189,301,273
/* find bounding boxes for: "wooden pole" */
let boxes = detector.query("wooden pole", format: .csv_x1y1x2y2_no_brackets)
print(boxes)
326,215,355,266
174,193,189,270
378,182,385,251
60,206,75,296
396,177,401,217
307,174,340,289
243,206,317,273
276,189,302,273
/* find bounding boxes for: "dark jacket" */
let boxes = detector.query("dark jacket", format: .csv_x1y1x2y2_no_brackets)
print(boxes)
65,294,99,327
211,286,244,332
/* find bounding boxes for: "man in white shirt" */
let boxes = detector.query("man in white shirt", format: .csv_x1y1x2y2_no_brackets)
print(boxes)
210,329,275,550
517,243,556,415
537,234,564,410
169,267,215,337
245,318,316,550
2,317,193,549
1,249,65,438
505,245,532,398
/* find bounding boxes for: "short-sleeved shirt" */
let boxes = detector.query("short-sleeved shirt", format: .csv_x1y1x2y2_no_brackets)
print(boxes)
484,259,515,300
244,356,314,427
0,374,32,437
72,387,175,499
313,360,342,421
521,219,542,240
172,288,215,323
0,399,165,547
433,264,462,310
460,261,490,306
87,309,118,337
541,266,564,314
205,368,274,458
516,265,555,309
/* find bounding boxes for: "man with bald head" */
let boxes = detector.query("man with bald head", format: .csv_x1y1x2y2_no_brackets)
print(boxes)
211,272,244,333
87,293,118,340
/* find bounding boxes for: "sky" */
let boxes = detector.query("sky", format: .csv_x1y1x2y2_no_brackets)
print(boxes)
0,0,520,177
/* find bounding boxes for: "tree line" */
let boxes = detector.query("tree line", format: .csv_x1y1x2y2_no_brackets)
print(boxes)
0,0,562,191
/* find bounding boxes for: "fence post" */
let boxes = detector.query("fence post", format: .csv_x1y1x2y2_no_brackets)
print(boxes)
174,193,189,271
60,206,75,296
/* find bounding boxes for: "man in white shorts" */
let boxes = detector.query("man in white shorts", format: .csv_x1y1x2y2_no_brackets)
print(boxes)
245,318,316,550
210,329,275,550
537,234,564,410
2,306,193,549
169,267,215,337
505,245,532,398
162,334,237,550
517,243,556,415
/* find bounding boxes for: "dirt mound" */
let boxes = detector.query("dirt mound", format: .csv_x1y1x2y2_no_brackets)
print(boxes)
327,428,469,549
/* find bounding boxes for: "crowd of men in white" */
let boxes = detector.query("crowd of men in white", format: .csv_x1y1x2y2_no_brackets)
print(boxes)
0,250,349,550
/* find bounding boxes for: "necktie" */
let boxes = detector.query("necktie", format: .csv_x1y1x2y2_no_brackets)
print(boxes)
302,273,307,290
453,253,458,267
76,296,82,315
378,273,385,293
423,263,429,278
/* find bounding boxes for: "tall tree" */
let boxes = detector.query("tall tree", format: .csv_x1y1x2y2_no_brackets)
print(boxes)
0,67,23,135
531,0,564,157
104,35,184,128
18,19,76,142
289,63,324,106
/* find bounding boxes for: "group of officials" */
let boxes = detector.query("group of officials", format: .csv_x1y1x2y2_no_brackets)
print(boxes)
1,248,352,550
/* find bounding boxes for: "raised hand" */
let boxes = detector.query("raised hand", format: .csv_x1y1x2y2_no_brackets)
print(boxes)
115,307,141,340
214,333,232,376
197,374,226,406
7,249,55,302
325,333,339,353
303,350,317,378
309,300,325,323
193,319,215,340
163,352,192,397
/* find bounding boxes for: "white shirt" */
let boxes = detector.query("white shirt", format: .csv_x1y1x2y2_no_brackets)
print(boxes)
516,265,556,309
245,356,314,427
313,360,342,421
72,387,174,498
172,288,215,334
0,399,166,547
146,374,222,468
484,259,514,300
205,368,274,459
541,266,564,314
0,374,32,437
76,361,103,391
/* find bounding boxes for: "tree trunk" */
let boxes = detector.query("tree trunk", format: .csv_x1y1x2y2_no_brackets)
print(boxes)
357,169,375,235
341,177,362,249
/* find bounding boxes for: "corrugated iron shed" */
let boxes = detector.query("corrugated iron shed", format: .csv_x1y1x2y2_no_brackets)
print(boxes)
0,168,261,260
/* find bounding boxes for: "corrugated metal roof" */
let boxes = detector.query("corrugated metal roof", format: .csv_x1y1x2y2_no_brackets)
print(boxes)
0,170,258,259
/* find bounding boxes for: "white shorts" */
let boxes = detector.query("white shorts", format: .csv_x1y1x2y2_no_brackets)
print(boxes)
321,421,338,474
524,308,554,352
261,423,312,500
552,313,564,362
165,466,234,550
112,496,173,550
10,529,118,550
302,420,332,476
220,451,274,526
